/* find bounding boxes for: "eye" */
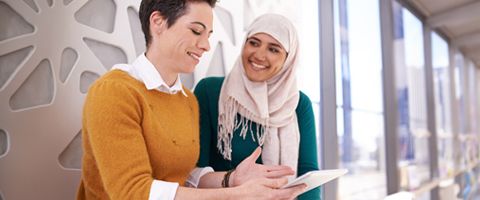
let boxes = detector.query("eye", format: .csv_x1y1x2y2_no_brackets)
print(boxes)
191,29,201,35
247,39,260,47
269,47,280,53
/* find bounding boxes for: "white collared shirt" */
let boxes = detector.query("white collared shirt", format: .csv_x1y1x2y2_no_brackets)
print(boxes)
111,54,213,200
112,53,188,96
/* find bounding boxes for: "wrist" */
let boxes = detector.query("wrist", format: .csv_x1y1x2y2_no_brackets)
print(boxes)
229,170,237,187
221,169,235,187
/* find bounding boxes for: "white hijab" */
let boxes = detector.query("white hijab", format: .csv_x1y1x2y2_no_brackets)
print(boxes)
217,14,300,177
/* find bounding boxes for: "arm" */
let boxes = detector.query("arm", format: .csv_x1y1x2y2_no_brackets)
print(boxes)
175,178,306,200
296,92,322,200
84,81,155,199
181,148,305,199
197,147,294,188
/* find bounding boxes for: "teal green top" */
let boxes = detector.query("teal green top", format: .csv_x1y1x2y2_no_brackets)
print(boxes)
194,77,321,200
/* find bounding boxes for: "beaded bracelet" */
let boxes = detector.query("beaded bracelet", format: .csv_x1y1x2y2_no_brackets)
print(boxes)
221,169,235,187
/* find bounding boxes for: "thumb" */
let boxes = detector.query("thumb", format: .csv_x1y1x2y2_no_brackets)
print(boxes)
246,147,262,162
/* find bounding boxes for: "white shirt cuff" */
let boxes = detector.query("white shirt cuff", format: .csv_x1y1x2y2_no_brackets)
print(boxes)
186,167,215,188
148,180,179,200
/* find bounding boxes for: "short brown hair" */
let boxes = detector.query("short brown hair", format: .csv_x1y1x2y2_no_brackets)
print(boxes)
139,0,217,47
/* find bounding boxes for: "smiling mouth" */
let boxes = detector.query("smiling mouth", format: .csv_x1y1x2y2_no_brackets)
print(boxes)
249,61,268,71
187,52,200,61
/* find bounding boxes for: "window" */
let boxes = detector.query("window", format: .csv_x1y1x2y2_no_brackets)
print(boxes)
295,0,322,164
431,32,454,178
392,2,430,190
335,0,386,199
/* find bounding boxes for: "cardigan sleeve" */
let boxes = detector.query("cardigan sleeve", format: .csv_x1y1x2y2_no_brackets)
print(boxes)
83,80,154,199
194,79,214,167
296,91,322,200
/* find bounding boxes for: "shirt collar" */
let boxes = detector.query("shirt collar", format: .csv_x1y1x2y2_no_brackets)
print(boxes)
132,53,188,96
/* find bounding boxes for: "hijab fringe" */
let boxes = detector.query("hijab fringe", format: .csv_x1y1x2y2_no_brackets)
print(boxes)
217,97,268,160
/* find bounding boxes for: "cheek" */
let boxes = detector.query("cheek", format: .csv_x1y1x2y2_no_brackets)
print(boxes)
242,48,251,59
270,57,284,73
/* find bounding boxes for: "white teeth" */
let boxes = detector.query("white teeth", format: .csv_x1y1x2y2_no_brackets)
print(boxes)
251,62,267,70
188,52,200,60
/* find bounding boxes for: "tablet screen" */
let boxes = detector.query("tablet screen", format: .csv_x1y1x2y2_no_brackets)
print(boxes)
282,169,348,193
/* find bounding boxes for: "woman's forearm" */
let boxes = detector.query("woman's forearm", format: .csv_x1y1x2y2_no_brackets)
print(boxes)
197,172,228,188
175,186,238,200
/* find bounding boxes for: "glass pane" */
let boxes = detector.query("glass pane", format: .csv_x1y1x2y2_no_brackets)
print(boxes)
454,53,466,134
431,32,454,178
335,0,386,199
297,0,320,102
467,62,477,134
295,0,322,172
392,2,430,191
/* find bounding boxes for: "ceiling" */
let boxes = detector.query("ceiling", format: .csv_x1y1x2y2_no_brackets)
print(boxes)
404,0,480,67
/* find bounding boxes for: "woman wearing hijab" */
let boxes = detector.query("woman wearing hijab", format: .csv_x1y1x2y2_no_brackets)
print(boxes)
194,14,321,200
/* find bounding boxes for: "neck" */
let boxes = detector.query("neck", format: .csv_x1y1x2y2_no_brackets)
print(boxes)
145,47,178,87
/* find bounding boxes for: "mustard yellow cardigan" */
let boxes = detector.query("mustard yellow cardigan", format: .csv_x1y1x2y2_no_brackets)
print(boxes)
77,70,199,200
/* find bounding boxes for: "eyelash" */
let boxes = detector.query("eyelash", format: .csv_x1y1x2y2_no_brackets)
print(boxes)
191,29,201,35
248,39,281,54
269,47,280,53
248,40,259,46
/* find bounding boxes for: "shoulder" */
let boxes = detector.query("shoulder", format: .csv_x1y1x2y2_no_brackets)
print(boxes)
298,91,313,107
87,70,144,98
296,91,314,114
194,77,225,98
195,77,225,90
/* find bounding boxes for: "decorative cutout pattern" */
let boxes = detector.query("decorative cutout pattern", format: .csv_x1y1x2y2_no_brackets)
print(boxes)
214,7,236,45
58,130,82,169
22,0,39,13
0,46,33,89
0,2,34,41
0,130,7,157
80,71,99,93
127,7,146,57
63,0,74,6
60,47,78,83
83,38,127,70
206,43,226,77
74,0,116,33
0,0,142,199
9,59,54,110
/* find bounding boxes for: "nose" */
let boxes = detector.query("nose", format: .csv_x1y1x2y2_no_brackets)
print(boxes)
197,35,210,52
253,48,267,61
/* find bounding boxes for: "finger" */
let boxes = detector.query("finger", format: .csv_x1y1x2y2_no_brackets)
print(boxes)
261,177,288,189
266,169,295,178
277,184,307,199
245,147,262,162
264,165,294,173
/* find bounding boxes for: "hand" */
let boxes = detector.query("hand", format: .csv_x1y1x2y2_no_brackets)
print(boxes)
234,177,306,200
230,147,295,187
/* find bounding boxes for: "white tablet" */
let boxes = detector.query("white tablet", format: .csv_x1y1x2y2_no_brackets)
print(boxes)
281,169,348,193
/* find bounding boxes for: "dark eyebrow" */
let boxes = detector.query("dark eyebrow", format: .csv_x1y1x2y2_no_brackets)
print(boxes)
191,22,213,34
269,43,283,49
249,36,283,49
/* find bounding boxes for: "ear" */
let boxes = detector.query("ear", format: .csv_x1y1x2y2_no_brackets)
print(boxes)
149,11,167,36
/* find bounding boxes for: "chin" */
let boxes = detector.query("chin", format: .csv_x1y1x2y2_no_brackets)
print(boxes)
245,74,263,82
181,65,197,74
